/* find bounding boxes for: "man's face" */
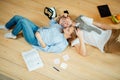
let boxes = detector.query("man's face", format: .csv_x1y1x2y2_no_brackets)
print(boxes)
59,16,72,28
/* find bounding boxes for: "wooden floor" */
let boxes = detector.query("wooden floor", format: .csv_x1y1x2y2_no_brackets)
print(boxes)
0,0,120,80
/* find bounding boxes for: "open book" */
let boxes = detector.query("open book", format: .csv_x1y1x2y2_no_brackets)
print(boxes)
22,49,44,71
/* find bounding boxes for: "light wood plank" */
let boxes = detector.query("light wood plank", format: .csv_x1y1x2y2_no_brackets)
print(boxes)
0,0,120,80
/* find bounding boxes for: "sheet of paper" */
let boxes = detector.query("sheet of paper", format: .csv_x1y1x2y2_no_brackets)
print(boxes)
60,63,68,69
22,49,44,71
62,54,70,61
54,58,60,64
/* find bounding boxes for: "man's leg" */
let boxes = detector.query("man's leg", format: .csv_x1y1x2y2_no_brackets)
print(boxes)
5,18,39,45
12,18,39,45
20,18,39,45
0,15,24,30
0,15,23,30
4,15,23,29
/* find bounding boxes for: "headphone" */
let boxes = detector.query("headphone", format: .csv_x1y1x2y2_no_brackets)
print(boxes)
44,7,57,19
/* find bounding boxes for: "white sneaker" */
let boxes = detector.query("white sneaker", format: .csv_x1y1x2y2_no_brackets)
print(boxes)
0,25,8,30
4,32,17,39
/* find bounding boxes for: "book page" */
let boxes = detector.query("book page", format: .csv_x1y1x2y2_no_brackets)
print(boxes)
22,49,44,71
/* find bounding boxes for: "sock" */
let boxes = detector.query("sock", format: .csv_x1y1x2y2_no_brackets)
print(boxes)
0,25,8,30
4,32,17,39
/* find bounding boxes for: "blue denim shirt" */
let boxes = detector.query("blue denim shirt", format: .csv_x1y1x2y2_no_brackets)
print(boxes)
32,19,68,53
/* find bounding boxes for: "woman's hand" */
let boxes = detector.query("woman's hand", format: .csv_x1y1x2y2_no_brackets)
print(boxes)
74,28,87,56
75,28,83,38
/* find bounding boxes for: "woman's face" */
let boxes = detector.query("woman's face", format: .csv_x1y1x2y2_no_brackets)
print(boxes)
63,26,75,38
59,16,72,28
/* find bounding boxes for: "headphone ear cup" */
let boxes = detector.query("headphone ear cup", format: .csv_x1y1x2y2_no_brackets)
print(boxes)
44,7,51,19
44,7,57,20
50,7,57,19
48,8,53,19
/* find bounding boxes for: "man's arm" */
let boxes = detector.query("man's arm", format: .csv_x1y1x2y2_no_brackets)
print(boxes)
44,41,68,53
35,32,67,53
35,32,46,48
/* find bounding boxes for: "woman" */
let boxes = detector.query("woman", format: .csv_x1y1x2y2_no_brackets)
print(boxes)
0,15,75,53
70,15,120,56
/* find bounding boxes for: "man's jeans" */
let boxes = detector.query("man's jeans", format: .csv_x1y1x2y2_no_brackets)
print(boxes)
5,15,39,46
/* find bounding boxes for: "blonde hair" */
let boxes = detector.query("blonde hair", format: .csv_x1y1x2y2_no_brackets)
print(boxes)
67,28,77,46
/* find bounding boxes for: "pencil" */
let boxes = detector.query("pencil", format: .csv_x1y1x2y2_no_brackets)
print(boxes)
53,67,60,72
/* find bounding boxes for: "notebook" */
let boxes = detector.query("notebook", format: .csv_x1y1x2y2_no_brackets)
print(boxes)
22,49,44,71
97,4,112,17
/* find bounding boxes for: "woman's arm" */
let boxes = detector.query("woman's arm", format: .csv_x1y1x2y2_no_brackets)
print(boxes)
93,21,112,30
81,15,112,30
35,32,46,48
74,29,87,56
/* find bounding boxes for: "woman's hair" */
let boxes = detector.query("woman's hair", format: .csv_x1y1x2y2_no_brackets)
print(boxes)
67,28,77,46
61,26,77,45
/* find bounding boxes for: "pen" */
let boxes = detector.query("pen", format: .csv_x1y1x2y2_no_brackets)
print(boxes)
53,67,60,72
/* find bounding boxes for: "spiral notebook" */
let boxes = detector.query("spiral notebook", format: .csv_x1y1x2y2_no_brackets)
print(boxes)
22,49,44,71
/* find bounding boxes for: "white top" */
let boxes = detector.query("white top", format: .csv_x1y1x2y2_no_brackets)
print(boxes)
71,16,112,52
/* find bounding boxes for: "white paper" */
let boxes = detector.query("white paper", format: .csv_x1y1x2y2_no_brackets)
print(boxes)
54,58,60,64
60,63,68,69
63,54,70,61
22,49,44,71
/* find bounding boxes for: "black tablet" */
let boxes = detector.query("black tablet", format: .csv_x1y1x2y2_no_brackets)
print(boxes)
97,4,112,17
